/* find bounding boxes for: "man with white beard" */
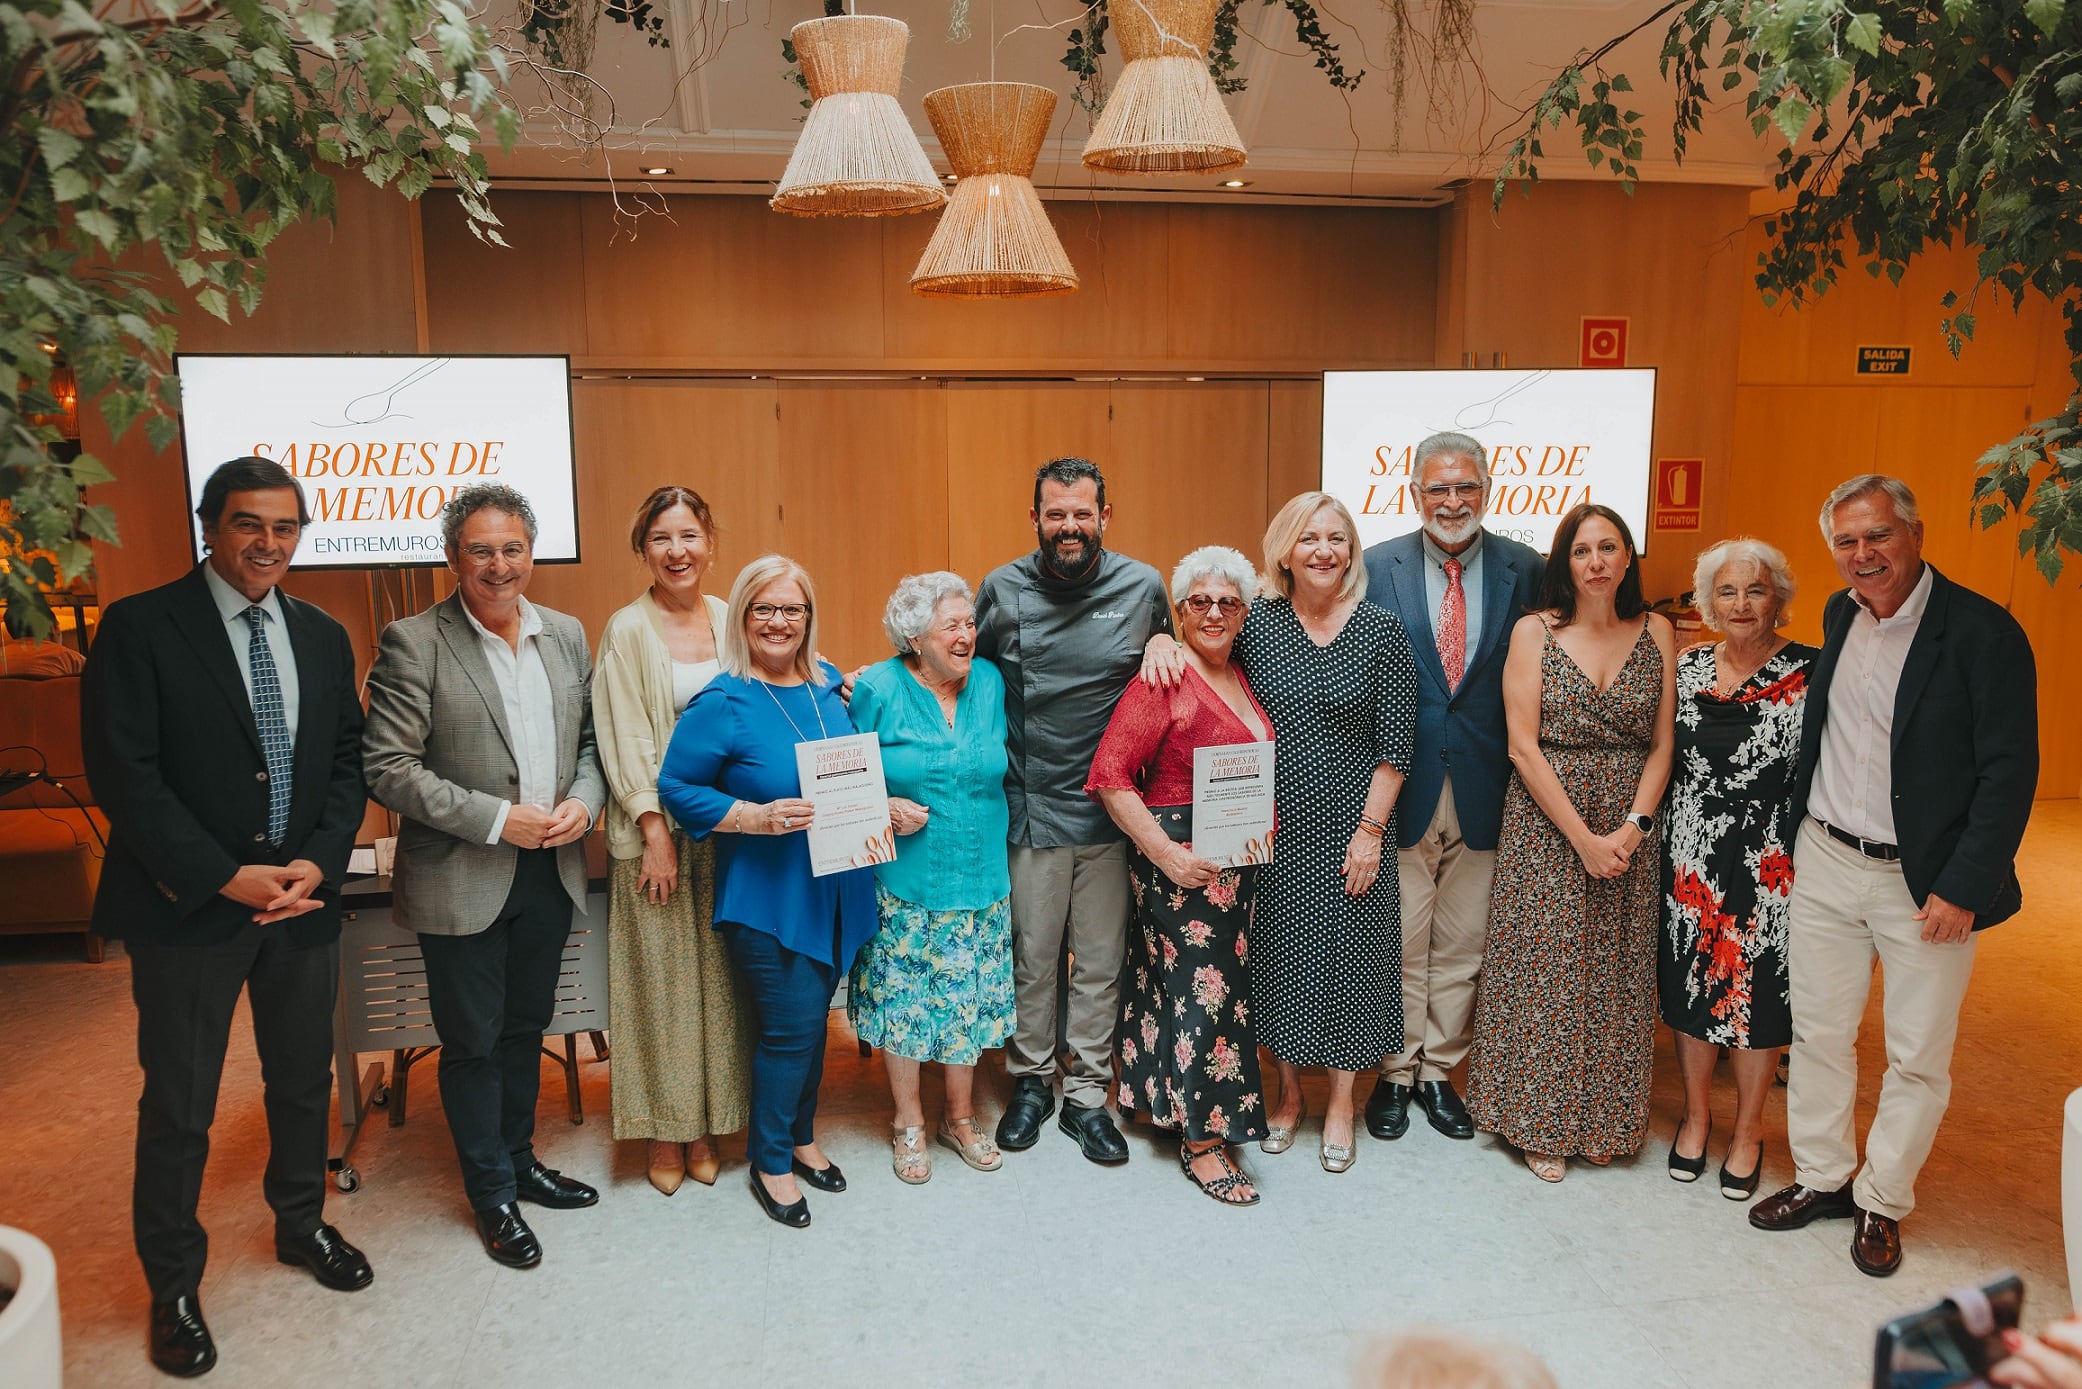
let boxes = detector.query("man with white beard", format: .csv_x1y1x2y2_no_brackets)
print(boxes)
1358,431,1544,1143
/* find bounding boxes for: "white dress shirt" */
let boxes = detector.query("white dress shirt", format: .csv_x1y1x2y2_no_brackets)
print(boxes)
461,596,559,846
1807,563,1934,845
202,563,299,746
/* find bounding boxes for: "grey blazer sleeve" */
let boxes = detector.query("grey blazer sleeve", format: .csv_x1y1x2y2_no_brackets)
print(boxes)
361,616,509,846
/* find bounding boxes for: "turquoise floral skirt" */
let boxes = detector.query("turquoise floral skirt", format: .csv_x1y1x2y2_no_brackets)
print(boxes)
848,884,1014,1065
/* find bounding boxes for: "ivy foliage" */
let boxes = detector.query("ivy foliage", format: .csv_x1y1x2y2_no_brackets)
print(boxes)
1062,0,1361,114
0,0,519,634
1494,0,2082,581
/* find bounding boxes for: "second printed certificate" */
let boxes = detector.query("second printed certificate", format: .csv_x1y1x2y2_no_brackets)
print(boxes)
796,732,897,876
1191,740,1276,866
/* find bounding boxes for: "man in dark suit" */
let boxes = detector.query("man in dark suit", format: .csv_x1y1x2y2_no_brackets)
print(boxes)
81,457,374,1378
1749,474,2037,1277
1358,431,1544,1142
363,483,606,1269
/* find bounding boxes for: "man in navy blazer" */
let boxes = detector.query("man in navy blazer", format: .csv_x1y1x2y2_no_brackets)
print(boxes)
82,458,374,1378
1359,431,1543,1142
1749,474,2037,1277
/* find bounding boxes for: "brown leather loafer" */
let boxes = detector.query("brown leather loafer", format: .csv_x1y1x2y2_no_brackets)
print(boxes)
1748,1182,1858,1231
1851,1210,1903,1277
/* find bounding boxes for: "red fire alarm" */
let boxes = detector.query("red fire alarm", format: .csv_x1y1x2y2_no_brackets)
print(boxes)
1580,317,1629,368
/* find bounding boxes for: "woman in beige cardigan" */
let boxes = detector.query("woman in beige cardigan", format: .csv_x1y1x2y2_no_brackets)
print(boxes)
595,486,754,1193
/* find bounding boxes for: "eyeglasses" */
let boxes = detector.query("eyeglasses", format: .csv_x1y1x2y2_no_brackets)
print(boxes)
1418,482,1485,500
749,602,810,623
1181,594,1245,615
460,543,530,564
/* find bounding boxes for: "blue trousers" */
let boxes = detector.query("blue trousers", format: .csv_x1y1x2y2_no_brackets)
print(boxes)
723,923,835,1175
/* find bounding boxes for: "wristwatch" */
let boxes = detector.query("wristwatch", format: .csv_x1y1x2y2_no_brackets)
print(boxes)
1623,812,1656,835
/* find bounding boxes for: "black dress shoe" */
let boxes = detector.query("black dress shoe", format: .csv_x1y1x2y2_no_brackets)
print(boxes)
1852,1210,1903,1277
1748,1182,1858,1231
1718,1141,1763,1201
749,1169,810,1228
996,1077,1055,1152
1058,1100,1130,1164
1364,1080,1411,1140
149,1292,217,1377
1414,1080,1474,1139
791,1156,847,1193
473,1202,543,1269
274,1223,373,1291
514,1162,599,1209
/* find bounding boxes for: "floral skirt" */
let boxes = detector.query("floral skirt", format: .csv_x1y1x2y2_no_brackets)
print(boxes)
1116,805,1264,1143
847,884,1013,1065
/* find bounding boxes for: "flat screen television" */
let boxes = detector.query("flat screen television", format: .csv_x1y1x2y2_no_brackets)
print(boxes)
176,354,579,569
1321,368,1657,554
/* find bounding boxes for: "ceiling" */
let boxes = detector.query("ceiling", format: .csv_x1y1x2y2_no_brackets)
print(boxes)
481,0,1780,206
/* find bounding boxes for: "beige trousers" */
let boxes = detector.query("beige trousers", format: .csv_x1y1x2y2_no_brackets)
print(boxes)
1786,818,1978,1221
1005,843,1130,1108
1383,777,1495,1086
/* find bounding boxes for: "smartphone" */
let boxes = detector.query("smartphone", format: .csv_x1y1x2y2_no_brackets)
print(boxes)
1873,1271,2024,1389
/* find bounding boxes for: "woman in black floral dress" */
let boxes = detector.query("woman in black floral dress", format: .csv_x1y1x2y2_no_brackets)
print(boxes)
1660,539,1816,1200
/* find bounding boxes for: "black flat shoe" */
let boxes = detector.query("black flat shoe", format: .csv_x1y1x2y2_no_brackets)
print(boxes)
1719,1141,1763,1201
1668,1121,1710,1182
473,1202,542,1269
1364,1080,1411,1140
514,1162,599,1209
790,1156,847,1193
1058,1100,1130,1164
274,1223,373,1291
749,1170,810,1228
149,1292,217,1378
1415,1080,1475,1139
997,1077,1055,1151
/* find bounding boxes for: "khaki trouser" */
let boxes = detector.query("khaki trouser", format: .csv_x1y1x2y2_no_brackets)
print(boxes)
1005,843,1131,1108
1383,777,1494,1085
1786,817,1978,1222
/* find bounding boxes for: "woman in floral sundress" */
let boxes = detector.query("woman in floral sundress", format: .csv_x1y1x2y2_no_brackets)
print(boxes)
1088,546,1273,1206
1466,504,1676,1184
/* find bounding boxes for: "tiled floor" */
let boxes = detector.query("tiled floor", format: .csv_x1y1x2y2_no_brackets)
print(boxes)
3,802,2075,1388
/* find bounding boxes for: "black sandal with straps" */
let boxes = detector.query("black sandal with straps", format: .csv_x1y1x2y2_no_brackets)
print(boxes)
1179,1142,1261,1207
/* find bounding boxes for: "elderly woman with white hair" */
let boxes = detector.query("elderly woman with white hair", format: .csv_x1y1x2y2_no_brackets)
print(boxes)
846,572,1013,1184
1660,536,1817,1200
1087,546,1274,1204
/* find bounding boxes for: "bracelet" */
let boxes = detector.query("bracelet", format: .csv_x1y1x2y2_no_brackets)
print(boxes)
1356,817,1384,838
727,801,743,833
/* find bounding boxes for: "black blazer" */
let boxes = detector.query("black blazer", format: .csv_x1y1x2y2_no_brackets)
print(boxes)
1789,565,2037,928
81,566,367,947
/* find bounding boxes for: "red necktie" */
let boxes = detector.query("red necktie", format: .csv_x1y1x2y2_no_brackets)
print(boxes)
1438,557,1466,691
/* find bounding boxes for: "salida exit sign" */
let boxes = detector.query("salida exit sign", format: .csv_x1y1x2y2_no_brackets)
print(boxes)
1856,346,1912,376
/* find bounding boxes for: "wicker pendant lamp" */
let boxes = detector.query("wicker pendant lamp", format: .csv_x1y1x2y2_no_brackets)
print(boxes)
1081,0,1246,174
771,14,946,217
911,83,1079,299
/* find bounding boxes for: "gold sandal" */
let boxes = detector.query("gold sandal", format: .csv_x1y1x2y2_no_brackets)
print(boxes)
1260,1095,1307,1155
891,1124,932,1185
937,1116,1002,1172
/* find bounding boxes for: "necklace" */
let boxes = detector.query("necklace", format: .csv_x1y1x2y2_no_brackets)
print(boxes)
1714,640,1783,698
760,677,831,744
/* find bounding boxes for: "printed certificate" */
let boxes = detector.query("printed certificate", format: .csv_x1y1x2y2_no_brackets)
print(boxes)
1192,741,1276,866
795,733,896,877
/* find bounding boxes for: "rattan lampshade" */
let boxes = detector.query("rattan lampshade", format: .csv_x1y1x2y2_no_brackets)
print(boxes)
771,14,946,218
911,83,1079,299
1081,0,1246,174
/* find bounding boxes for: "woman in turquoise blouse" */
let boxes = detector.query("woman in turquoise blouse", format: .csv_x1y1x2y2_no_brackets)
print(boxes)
847,572,1014,1184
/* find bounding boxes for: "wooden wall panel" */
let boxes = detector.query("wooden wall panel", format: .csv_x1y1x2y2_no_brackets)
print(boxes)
521,379,782,642
774,382,950,670
942,383,1111,588
1104,382,1270,578
421,193,590,356
1267,379,1325,529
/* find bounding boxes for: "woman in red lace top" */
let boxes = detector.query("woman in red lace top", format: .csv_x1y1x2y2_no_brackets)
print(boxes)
1086,546,1274,1206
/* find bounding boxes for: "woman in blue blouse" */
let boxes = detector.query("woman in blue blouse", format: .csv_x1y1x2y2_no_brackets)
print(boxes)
847,573,1013,1184
657,555,879,1229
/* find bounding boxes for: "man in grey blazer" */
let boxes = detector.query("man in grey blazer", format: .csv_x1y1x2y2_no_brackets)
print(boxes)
1360,432,1543,1143
363,483,607,1269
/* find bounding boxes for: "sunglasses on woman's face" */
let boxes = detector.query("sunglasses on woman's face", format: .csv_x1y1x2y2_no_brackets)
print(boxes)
1181,594,1245,615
